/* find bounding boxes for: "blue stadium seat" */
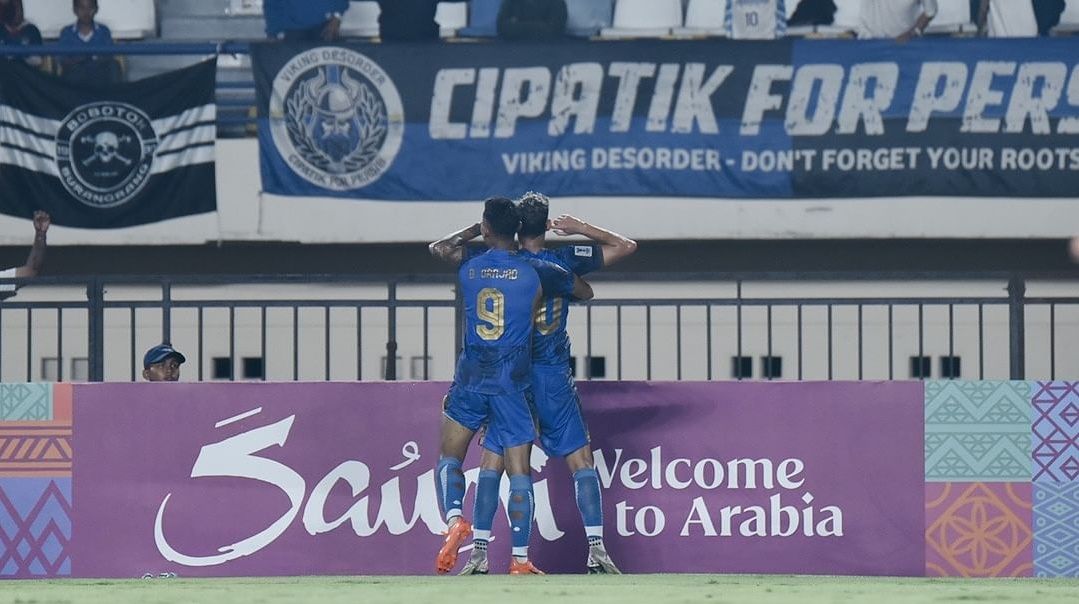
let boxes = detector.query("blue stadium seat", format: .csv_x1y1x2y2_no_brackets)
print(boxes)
459,0,502,37
601,0,682,38
340,1,380,38
566,0,613,37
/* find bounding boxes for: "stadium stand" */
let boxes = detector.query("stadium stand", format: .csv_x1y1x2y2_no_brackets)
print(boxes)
21,0,71,39
97,0,157,39
339,1,379,38
458,0,501,37
923,0,976,35
565,0,612,36
983,0,1037,37
23,0,156,40
159,0,264,40
823,0,859,35
672,0,728,37
435,1,469,37
600,0,683,38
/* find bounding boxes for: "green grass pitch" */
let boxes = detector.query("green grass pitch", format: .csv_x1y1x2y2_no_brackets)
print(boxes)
1,575,1078,604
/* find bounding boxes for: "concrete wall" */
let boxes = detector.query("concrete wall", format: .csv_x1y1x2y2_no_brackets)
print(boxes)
1,139,1077,246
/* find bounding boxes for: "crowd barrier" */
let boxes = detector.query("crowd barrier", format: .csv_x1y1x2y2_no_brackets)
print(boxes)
0,380,1074,578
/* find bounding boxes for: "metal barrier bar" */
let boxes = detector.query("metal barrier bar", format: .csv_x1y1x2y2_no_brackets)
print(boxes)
260,306,267,381
25,308,32,382
705,304,712,381
1050,304,1056,381
857,305,863,381
978,304,984,380
1008,277,1026,380
1,274,1076,383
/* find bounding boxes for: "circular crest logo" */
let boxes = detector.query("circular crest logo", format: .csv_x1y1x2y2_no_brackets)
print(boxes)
270,47,405,191
55,101,158,209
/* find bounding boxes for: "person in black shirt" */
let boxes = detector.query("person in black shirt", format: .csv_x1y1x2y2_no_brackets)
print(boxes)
497,0,567,39
0,0,43,66
376,0,467,41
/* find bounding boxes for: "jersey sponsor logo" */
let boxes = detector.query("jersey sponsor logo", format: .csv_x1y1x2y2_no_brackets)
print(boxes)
55,101,158,208
270,47,405,191
574,246,594,257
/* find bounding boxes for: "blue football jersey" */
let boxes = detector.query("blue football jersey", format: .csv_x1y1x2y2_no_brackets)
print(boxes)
455,249,575,393
522,244,604,366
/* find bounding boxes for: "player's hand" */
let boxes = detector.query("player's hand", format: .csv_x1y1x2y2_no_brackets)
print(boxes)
550,214,587,236
32,211,50,234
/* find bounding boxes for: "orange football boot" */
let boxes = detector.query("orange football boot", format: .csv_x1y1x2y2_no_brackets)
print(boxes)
436,519,472,574
509,559,545,575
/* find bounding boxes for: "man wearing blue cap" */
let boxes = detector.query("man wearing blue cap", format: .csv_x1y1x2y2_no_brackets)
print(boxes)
142,344,186,382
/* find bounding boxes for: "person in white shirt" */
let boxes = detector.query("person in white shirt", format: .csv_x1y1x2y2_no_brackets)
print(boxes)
858,0,938,40
977,0,1037,37
726,0,788,39
0,211,49,301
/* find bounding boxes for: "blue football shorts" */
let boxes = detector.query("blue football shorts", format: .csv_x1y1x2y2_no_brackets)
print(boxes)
483,364,588,458
443,385,537,452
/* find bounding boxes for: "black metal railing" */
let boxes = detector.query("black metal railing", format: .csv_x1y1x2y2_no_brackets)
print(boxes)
0,272,1075,383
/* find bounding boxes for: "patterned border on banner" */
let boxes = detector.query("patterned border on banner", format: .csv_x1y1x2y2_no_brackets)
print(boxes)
925,381,1032,481
925,482,1033,577
0,478,72,577
1032,382,1079,483
1033,482,1079,577
0,385,52,421
0,384,71,578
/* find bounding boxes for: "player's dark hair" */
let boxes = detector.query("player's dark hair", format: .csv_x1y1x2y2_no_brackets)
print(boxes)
483,197,519,239
517,191,549,238
2,0,23,26
73,0,98,10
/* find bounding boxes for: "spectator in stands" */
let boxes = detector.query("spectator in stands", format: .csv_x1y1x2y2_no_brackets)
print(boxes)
497,0,567,40
1033,0,1066,35
0,211,49,302
264,0,349,42
376,0,468,41
788,0,837,27
858,0,938,41
727,0,788,39
142,343,186,382
58,0,121,85
1,0,43,59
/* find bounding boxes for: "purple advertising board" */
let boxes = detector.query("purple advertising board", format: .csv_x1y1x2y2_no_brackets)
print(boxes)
69,381,924,577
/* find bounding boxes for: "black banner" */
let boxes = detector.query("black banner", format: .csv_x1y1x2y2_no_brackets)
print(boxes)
0,60,217,228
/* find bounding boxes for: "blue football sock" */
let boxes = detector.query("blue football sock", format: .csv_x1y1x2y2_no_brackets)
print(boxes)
436,457,465,522
507,474,534,557
574,468,604,543
473,469,500,540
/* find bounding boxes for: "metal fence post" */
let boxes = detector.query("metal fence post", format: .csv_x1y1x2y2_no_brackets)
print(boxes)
162,281,172,343
385,282,398,380
1007,276,1026,380
87,278,105,382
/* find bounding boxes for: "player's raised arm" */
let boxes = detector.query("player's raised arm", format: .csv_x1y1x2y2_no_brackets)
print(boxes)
529,257,593,301
570,274,593,301
428,222,482,266
550,214,637,267
15,211,50,278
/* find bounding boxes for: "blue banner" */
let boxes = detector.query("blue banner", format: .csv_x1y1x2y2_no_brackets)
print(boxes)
252,38,1079,200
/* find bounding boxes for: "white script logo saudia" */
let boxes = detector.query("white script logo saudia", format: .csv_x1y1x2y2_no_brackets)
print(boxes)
153,407,563,567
